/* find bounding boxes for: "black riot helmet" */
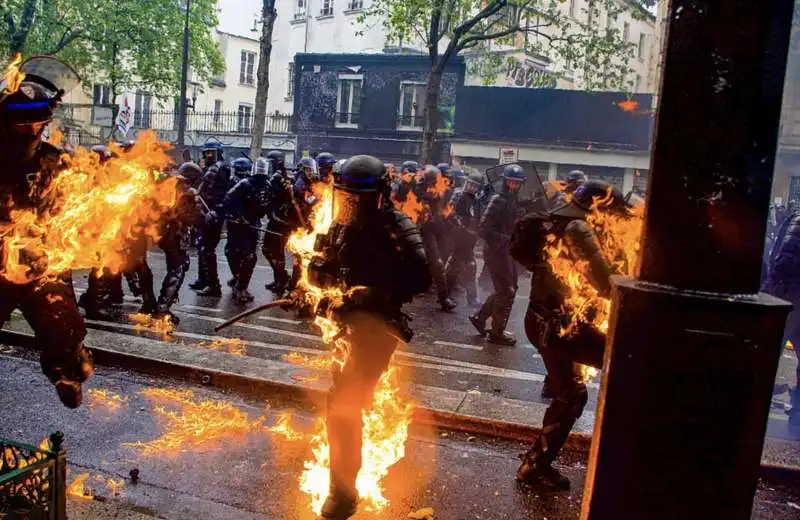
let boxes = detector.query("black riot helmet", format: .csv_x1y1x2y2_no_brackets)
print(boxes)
552,179,630,219
201,142,224,167
333,155,387,224
465,171,483,193
501,164,526,193
436,163,451,176
176,161,203,186
422,164,440,186
400,160,420,174
316,152,336,179
232,157,253,175
1,55,79,163
564,169,587,193
266,150,285,173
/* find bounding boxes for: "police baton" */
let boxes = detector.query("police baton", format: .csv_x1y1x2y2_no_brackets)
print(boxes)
214,298,293,332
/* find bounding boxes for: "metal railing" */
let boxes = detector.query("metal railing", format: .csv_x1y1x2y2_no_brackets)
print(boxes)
335,111,361,126
55,104,293,135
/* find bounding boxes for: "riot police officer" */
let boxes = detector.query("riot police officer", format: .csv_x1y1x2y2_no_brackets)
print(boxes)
0,55,93,407
190,143,232,296
391,160,419,203
316,152,337,182
510,180,632,490
231,157,253,185
416,165,457,311
445,171,483,306
308,155,431,519
262,150,294,293
470,164,526,345
220,157,271,304
564,169,587,194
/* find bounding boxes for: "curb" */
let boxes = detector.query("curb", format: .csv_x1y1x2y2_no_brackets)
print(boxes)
0,327,796,479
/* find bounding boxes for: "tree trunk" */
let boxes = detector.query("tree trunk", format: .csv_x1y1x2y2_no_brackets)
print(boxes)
420,66,444,165
249,0,276,160
8,0,38,56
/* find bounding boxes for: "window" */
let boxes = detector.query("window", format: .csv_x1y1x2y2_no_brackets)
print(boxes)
213,99,223,124
347,0,363,10
336,74,362,128
92,84,110,105
287,63,295,98
240,51,256,85
237,104,253,133
295,0,306,19
133,90,152,128
638,33,647,59
398,82,426,129
569,0,577,18
623,21,630,41
321,0,334,16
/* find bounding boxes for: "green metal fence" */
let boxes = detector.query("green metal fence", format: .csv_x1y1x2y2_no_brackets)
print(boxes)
0,432,67,520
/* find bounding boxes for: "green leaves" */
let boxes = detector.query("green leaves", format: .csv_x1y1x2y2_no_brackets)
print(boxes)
1,0,224,99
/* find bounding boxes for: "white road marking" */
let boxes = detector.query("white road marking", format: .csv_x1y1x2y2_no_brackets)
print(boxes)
178,304,223,313
258,315,303,325
434,340,483,351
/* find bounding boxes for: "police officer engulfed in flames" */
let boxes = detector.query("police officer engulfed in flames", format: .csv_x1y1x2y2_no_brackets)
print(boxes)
0,56,94,408
510,180,636,490
306,155,431,519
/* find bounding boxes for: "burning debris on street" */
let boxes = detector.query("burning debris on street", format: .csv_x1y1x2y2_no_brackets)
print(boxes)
129,312,177,337
124,388,264,456
196,337,247,356
87,389,129,413
66,472,125,500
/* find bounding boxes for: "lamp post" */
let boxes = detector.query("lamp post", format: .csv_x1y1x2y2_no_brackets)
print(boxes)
176,0,192,149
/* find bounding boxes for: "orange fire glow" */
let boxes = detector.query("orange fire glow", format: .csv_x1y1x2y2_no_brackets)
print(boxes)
545,186,644,381
393,189,425,224
0,131,178,284
267,412,305,441
129,313,177,337
88,388,128,412
283,351,333,370
617,99,639,112
197,337,246,356
47,128,65,147
67,472,125,499
786,340,795,350
2,54,25,95
286,180,416,514
428,173,450,198
125,388,263,456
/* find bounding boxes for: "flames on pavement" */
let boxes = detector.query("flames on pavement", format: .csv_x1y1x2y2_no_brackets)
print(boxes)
267,412,306,441
124,388,264,456
545,186,644,381
87,388,128,412
286,180,415,514
0,130,179,284
66,472,125,500
129,312,177,337
197,337,246,356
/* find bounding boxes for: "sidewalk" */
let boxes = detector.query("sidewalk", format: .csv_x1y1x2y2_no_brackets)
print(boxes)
1,323,797,477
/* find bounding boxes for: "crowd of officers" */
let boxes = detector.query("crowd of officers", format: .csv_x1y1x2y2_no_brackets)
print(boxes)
2,55,650,520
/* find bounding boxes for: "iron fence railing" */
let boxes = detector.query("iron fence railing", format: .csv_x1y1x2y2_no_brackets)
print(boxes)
56,104,293,135
335,111,361,126
0,432,67,520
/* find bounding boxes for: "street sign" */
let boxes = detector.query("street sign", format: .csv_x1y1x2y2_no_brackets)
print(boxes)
499,147,518,164
92,106,113,127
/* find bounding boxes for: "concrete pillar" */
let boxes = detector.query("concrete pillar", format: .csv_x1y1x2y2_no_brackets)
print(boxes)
547,162,558,181
622,168,635,193
581,1,794,519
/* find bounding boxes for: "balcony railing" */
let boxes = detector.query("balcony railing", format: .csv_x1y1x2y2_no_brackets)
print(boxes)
335,111,361,127
55,104,293,135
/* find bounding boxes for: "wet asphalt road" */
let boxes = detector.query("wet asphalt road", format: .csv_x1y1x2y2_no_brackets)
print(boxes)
1,355,798,520
60,244,799,443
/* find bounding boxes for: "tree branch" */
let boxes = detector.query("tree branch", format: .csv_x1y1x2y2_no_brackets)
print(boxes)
47,29,84,55
440,0,507,68
429,1,443,63
457,25,520,51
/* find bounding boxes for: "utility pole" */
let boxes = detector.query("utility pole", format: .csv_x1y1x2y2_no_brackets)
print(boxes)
177,0,192,149
249,0,277,160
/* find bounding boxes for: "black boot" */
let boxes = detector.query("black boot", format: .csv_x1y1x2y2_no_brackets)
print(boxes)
197,284,222,297
516,452,571,491
439,296,457,312
152,307,180,327
233,287,255,304
319,490,359,520
469,314,487,335
189,279,208,290
488,330,517,346
541,375,555,399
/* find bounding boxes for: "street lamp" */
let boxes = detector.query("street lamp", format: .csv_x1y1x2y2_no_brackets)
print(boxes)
176,0,192,149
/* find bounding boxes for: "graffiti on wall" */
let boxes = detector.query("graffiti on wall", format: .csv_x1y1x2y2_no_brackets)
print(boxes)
505,61,557,89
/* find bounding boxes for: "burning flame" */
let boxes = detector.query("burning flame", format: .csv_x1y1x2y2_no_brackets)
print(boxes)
0,131,178,284
428,173,450,198
283,351,333,370
441,202,454,219
2,54,25,95
197,337,246,356
617,99,639,112
129,313,177,337
125,388,263,456
393,189,425,224
545,186,644,381
786,340,795,350
88,388,128,412
47,128,65,147
67,473,93,500
267,412,305,441
286,180,415,514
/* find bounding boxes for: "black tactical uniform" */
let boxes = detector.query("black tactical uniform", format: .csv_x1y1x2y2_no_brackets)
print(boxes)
470,164,526,345
309,155,431,520
0,56,93,408
230,157,253,185
416,165,457,311
510,180,631,491
262,150,296,294
444,172,483,306
149,163,204,323
220,157,270,304
190,144,231,296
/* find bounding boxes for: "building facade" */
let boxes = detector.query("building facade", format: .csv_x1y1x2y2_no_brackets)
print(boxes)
293,52,653,193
